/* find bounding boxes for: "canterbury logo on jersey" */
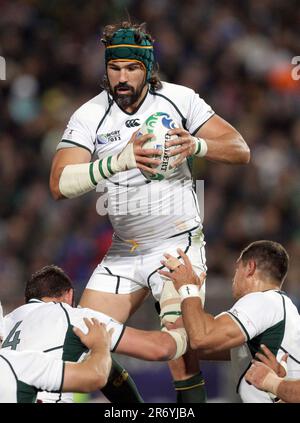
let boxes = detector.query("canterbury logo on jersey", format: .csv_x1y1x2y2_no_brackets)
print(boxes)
125,119,140,128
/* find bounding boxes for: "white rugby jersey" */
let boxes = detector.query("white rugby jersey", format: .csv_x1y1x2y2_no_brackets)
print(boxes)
223,290,300,403
58,82,215,244
3,299,124,403
0,349,63,403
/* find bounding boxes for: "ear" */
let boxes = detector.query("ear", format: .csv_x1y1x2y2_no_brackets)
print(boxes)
62,289,74,306
246,259,256,277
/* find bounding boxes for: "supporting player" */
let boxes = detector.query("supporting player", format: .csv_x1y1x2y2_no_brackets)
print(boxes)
2,265,186,403
49,21,250,402
0,315,112,403
160,241,300,402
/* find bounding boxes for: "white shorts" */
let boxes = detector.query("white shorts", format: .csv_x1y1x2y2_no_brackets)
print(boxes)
86,227,207,301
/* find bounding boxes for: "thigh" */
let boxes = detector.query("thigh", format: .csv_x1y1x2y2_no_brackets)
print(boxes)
143,228,207,301
79,288,149,323
81,243,149,322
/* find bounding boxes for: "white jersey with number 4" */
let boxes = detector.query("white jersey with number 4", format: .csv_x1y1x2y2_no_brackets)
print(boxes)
57,82,215,244
0,349,63,403
3,299,124,403
223,290,300,403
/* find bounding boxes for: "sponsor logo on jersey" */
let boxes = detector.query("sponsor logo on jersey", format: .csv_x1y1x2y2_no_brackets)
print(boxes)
97,130,121,144
125,119,140,128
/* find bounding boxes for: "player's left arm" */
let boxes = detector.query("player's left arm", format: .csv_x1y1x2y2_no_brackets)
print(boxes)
167,114,250,167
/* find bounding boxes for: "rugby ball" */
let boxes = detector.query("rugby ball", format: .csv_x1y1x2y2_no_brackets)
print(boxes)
138,112,180,181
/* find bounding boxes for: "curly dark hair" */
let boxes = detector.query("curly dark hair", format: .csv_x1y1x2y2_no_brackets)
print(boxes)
101,21,162,92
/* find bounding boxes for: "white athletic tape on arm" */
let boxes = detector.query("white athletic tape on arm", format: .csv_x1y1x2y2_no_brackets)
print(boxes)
280,359,288,376
111,143,136,172
160,280,181,324
262,372,282,397
162,327,188,360
193,137,208,157
59,144,137,199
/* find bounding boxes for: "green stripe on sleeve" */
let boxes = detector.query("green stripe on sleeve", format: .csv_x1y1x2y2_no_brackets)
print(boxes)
98,160,107,179
89,162,97,186
106,156,114,175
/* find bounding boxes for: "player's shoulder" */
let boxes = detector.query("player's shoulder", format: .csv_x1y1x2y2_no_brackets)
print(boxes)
4,303,36,321
151,82,199,118
55,301,74,316
72,90,109,121
158,81,196,100
236,290,284,308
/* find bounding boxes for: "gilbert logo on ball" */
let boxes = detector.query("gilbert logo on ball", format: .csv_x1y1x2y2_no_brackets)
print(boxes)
138,112,180,181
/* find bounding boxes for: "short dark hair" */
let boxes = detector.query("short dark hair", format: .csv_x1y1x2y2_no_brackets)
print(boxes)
240,240,289,284
25,265,73,303
101,20,162,92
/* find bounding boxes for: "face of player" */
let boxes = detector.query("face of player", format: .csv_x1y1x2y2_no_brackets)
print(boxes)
107,60,147,111
232,258,248,300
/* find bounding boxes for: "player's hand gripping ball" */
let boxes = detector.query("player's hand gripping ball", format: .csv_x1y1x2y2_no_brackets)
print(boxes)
138,112,180,181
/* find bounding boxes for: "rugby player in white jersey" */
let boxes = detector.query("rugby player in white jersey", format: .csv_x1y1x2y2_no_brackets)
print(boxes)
0,305,112,403
49,21,250,402
161,240,300,402
2,265,187,403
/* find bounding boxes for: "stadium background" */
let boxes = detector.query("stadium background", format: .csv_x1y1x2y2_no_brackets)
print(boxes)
0,0,299,402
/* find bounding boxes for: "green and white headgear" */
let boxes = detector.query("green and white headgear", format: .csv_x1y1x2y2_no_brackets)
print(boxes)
104,28,154,81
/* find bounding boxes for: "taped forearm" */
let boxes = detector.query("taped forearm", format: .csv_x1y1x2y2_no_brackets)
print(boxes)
162,327,188,360
260,372,282,397
59,144,136,199
192,137,208,157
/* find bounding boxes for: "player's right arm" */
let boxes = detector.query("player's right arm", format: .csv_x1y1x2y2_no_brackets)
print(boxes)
49,133,162,201
63,318,112,392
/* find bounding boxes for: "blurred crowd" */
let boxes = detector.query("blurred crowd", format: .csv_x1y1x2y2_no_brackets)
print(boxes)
0,0,300,401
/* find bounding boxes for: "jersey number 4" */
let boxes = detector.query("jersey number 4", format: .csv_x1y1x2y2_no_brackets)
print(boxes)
2,321,22,350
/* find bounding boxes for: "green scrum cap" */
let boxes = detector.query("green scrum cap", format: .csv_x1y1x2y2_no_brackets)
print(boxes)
105,28,154,81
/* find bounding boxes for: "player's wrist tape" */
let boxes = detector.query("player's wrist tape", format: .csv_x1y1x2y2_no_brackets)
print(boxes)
192,137,208,157
161,327,188,360
111,143,136,173
178,284,201,302
280,359,288,377
262,372,282,397
59,144,137,198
